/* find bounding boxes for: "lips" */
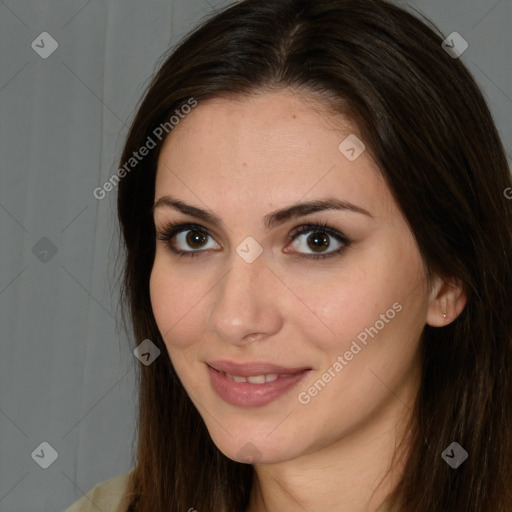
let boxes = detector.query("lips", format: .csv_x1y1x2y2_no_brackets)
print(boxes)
206,360,311,378
206,360,312,407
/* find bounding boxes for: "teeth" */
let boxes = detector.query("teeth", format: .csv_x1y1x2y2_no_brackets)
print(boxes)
224,372,282,383
248,375,266,384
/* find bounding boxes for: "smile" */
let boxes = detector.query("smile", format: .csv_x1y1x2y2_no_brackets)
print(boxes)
206,362,311,407
220,371,299,383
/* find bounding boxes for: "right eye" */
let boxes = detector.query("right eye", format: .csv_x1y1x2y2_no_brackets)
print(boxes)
156,222,220,258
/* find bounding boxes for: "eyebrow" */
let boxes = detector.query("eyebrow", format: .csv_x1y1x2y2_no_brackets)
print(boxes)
152,195,373,229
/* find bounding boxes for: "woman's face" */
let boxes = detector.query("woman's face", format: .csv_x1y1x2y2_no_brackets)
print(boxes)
150,89,433,464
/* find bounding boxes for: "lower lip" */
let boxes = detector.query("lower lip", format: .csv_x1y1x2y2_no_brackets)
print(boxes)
207,365,311,407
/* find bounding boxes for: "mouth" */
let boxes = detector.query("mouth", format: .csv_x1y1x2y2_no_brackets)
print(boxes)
206,360,312,407
206,360,311,377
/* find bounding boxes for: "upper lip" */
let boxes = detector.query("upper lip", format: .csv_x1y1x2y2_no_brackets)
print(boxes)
206,360,311,377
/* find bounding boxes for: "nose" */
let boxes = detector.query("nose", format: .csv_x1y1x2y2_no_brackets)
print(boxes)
207,249,283,346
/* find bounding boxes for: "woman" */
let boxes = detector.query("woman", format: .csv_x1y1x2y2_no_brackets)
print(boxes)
64,0,512,510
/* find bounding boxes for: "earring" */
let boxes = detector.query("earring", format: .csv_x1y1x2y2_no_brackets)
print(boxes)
442,298,448,321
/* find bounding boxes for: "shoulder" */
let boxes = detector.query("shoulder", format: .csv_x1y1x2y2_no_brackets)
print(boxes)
63,472,133,512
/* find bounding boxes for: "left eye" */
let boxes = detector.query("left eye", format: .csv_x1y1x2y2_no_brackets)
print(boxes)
288,224,350,259
156,221,352,260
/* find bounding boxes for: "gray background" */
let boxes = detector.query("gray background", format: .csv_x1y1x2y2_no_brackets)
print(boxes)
0,0,510,511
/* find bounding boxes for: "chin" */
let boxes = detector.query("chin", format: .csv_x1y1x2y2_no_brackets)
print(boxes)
209,429,300,465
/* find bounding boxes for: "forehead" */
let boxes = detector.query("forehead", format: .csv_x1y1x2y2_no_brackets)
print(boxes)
155,90,392,219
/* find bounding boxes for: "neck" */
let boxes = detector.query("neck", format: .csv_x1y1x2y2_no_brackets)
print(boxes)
245,389,415,512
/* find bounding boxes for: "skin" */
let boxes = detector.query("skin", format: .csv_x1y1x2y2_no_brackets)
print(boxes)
149,89,467,512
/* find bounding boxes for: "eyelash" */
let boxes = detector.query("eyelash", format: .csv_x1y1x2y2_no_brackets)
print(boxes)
155,220,352,260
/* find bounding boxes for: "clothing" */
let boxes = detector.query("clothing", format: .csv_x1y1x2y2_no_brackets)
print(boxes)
62,472,132,512
62,472,399,512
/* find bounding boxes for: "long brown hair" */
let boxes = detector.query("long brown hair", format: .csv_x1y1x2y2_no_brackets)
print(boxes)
115,0,512,510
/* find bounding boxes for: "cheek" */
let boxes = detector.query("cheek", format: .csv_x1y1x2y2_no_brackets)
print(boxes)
302,236,426,356
149,257,204,351
149,228,426,356
295,268,392,353
149,260,170,333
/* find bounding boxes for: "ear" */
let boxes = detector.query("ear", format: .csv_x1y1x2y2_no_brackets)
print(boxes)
426,274,467,327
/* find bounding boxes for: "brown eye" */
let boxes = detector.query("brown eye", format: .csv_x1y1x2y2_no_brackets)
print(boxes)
288,223,350,260
157,221,351,261
184,230,208,249
163,227,220,254
305,231,331,252
156,222,220,258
